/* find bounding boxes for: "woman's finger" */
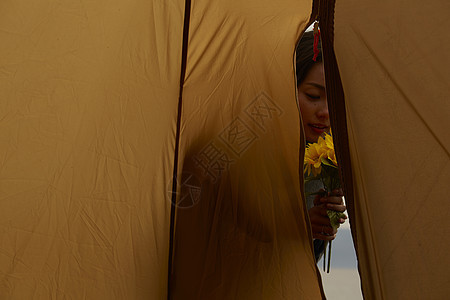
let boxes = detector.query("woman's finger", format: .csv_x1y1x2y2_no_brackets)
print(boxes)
326,203,347,212
329,188,344,197
320,196,344,205
309,206,331,219
311,224,337,236
312,225,337,240
310,215,333,225
313,233,336,241
313,189,326,206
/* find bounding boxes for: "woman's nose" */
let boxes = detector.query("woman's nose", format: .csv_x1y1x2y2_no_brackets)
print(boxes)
317,103,329,120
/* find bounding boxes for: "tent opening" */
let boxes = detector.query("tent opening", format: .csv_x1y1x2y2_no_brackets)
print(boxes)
296,24,363,299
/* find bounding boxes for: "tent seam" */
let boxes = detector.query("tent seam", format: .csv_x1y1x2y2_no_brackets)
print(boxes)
168,0,192,298
318,0,386,298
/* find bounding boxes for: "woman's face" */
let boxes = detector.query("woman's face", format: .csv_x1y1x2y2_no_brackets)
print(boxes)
297,62,330,143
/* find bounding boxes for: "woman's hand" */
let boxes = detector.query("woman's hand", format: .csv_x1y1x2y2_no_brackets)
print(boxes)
308,188,347,241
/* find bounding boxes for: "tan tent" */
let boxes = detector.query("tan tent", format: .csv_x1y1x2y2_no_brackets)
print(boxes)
0,0,448,299
331,0,450,298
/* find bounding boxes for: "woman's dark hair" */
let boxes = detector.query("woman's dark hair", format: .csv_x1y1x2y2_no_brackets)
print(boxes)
296,30,322,86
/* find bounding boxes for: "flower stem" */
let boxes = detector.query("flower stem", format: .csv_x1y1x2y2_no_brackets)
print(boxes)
323,242,326,272
327,240,332,273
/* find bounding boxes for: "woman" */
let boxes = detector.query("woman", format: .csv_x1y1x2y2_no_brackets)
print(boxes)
296,30,347,261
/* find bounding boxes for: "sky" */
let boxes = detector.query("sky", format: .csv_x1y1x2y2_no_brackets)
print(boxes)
318,225,363,299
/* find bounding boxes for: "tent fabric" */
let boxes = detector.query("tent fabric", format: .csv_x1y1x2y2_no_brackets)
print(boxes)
0,0,324,299
170,0,324,298
3,0,448,299
333,0,450,299
0,0,184,298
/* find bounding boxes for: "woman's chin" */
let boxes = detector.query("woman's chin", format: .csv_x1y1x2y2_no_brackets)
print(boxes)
305,133,321,143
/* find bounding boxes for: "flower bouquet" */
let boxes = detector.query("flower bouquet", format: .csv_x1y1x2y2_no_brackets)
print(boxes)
304,131,346,272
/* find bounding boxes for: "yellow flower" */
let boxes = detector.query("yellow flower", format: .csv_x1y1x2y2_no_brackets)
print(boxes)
321,133,338,167
327,149,337,166
323,132,334,151
304,142,327,176
304,132,338,177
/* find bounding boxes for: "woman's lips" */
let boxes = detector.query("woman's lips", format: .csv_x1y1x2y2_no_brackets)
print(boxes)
309,124,329,134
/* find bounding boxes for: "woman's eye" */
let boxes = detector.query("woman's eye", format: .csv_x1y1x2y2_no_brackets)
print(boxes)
305,93,320,100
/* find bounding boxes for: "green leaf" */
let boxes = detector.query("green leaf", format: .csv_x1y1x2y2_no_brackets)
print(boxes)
327,210,346,230
321,159,337,168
